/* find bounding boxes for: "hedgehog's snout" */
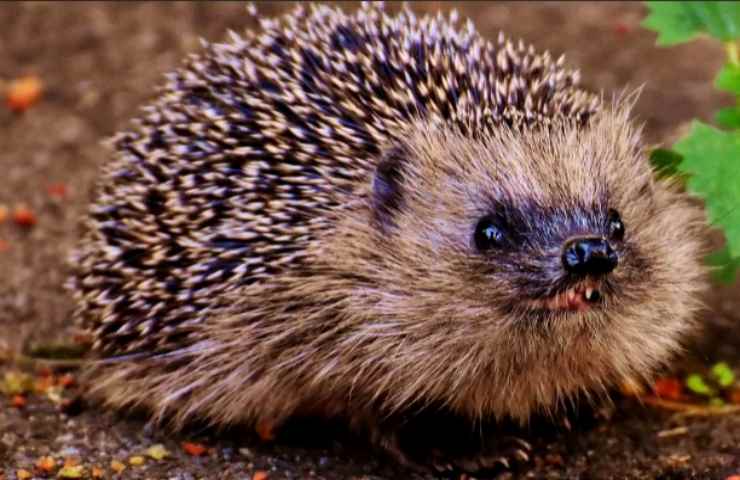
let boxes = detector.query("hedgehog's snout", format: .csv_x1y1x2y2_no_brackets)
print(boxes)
561,237,618,276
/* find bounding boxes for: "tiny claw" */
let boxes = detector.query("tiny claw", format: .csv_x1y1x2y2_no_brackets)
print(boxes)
432,461,449,473
505,436,532,451
513,448,530,462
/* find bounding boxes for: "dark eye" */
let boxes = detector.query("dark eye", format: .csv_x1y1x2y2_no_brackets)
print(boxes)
608,209,625,241
474,216,505,251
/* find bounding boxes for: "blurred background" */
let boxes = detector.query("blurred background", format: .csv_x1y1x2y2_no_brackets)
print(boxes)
1,2,739,479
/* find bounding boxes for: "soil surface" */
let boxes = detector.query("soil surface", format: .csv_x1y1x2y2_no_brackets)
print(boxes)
1,2,740,479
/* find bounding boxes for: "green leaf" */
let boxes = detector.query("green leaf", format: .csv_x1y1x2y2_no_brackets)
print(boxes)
673,122,740,259
643,2,705,45
715,106,740,129
643,2,740,45
686,373,716,396
686,2,740,40
649,148,684,178
707,246,740,283
715,63,740,95
710,361,735,387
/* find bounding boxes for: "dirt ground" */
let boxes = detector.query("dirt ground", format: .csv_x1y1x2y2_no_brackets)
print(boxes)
1,2,740,479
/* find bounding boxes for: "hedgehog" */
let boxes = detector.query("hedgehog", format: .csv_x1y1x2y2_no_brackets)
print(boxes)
69,2,707,474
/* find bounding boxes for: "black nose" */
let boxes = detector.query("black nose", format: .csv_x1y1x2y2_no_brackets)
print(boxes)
562,237,618,276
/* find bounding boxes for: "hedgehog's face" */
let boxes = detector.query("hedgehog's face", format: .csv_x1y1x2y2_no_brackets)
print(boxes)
349,108,705,420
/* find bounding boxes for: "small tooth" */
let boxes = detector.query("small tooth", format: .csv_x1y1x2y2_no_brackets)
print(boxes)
585,288,594,300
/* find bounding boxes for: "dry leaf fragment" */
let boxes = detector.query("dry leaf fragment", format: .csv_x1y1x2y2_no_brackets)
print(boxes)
6,75,43,113
253,471,269,480
182,441,207,456
36,456,56,472
59,373,76,388
256,419,275,441
35,374,55,393
47,183,68,199
16,470,32,480
57,465,85,478
12,205,36,227
2,370,33,394
110,459,126,473
46,386,65,405
145,443,169,460
653,377,683,400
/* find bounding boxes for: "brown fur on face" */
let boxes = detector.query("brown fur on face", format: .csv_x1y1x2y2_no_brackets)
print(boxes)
86,100,706,432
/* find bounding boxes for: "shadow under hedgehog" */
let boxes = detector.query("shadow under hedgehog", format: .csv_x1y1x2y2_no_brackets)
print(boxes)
69,2,707,475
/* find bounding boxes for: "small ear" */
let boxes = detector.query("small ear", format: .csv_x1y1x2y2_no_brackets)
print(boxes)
371,145,406,232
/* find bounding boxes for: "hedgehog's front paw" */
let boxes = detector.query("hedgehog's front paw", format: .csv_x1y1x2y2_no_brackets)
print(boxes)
366,412,533,476
368,422,445,472
428,435,532,477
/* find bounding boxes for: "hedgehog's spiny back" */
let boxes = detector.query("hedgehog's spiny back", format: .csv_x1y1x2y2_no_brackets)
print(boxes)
72,3,598,355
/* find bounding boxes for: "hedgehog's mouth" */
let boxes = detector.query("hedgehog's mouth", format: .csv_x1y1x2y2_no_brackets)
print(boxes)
528,282,602,311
